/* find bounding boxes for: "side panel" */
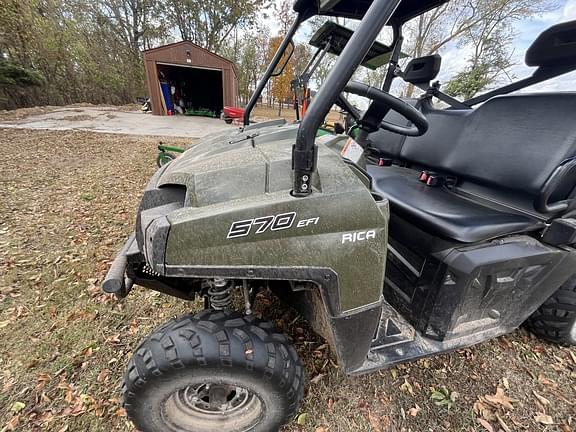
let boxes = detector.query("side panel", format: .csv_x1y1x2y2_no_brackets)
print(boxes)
164,190,389,313
385,235,576,340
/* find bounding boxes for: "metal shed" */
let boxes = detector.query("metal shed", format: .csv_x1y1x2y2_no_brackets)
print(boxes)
143,41,238,116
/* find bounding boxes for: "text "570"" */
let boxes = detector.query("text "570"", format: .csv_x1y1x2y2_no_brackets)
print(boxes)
227,212,319,239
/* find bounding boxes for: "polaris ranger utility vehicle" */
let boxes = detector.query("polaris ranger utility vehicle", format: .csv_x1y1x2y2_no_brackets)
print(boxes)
103,0,576,430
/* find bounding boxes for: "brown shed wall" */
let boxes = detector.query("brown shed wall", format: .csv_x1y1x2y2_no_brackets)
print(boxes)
144,41,238,116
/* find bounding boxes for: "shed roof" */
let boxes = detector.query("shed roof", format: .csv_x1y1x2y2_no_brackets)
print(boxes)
144,40,237,76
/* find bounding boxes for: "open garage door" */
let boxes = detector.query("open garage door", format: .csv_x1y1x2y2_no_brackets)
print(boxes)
156,63,224,116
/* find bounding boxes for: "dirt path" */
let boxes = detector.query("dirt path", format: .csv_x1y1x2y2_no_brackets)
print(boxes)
0,128,574,432
0,106,233,138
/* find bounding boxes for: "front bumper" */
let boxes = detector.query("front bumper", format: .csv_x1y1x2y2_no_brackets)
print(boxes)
102,233,137,298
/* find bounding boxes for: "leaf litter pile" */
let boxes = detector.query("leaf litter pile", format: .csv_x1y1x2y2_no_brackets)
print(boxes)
1,128,575,432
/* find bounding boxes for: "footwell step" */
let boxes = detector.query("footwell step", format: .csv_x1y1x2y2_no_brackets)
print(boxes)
350,302,511,375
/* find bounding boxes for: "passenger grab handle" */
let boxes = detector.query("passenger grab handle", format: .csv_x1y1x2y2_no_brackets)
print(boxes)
535,158,576,214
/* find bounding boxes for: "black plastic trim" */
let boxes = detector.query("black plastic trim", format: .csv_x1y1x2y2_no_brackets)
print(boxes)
164,265,341,316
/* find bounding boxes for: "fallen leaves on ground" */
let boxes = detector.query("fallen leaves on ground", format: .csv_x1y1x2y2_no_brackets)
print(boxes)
407,404,421,417
484,387,518,411
1,128,575,432
534,414,555,425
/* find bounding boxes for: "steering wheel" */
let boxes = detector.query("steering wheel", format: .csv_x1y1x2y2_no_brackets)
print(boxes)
343,81,428,137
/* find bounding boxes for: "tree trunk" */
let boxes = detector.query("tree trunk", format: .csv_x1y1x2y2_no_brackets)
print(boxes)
405,83,415,98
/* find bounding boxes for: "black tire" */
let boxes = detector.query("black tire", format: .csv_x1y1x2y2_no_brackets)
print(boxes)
225,118,233,124
123,310,305,432
525,276,576,345
156,152,176,168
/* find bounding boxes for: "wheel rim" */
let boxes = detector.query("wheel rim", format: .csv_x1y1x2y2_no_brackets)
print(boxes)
162,382,264,432
179,383,252,414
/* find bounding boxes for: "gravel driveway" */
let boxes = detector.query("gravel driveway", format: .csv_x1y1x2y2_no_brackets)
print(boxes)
0,106,234,138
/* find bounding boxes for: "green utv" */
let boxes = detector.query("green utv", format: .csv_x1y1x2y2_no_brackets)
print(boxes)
103,0,576,430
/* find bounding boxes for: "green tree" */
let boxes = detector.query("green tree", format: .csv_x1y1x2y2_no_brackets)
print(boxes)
0,0,151,108
0,60,45,105
444,63,492,99
0,62,45,88
221,26,270,105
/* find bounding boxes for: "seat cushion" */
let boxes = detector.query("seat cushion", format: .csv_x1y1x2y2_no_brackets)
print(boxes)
367,165,544,243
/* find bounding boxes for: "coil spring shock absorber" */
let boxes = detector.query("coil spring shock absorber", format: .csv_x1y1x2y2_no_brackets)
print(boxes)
207,278,233,310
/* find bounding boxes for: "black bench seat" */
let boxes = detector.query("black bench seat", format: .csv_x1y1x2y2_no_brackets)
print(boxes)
367,93,576,243
367,165,544,243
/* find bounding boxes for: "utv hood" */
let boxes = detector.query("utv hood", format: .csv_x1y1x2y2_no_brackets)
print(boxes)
157,122,343,207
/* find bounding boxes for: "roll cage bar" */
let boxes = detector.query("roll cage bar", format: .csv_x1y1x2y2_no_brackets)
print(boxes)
244,0,417,196
243,0,448,130
243,0,576,197
293,0,405,196
408,60,576,110
292,21,399,121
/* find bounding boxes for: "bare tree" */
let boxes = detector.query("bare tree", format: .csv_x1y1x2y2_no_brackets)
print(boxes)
97,0,162,56
165,0,271,53
403,0,559,96
220,25,270,104
274,0,293,35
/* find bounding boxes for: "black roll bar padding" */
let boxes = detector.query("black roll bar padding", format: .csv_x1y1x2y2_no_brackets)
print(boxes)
535,158,576,214
243,7,315,126
292,0,403,196
417,81,471,110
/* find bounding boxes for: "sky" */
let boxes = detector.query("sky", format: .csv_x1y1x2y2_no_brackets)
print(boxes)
266,0,576,96
438,0,576,92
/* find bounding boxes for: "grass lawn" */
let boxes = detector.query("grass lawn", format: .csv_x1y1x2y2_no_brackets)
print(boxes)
250,105,344,124
0,128,574,432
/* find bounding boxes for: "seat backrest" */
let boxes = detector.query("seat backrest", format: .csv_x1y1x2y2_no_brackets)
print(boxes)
367,98,419,158
400,93,576,199
397,107,470,166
